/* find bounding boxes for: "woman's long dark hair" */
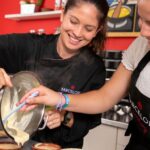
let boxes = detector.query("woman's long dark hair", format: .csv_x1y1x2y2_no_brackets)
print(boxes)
64,0,109,53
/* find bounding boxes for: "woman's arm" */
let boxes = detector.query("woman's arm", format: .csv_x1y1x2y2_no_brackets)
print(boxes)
67,63,132,114
19,63,132,114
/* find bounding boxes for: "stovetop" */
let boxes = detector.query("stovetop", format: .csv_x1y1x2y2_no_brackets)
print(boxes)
101,104,133,129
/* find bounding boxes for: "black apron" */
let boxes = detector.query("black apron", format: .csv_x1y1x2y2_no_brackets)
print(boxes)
125,51,150,150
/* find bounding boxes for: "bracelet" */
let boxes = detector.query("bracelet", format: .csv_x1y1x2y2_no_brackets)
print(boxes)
62,94,70,109
56,92,63,111
56,93,70,110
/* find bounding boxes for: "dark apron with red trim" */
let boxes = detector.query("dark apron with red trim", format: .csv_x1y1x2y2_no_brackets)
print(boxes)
125,51,150,150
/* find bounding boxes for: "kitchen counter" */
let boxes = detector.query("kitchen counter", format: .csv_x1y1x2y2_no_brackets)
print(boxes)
102,118,128,129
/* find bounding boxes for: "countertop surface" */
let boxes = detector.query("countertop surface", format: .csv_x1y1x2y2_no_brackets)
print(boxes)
102,118,128,129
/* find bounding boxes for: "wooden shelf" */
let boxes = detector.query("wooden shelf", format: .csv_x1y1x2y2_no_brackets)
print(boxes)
108,32,140,37
4,10,62,21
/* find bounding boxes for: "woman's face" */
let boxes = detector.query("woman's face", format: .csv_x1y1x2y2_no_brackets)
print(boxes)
59,3,100,54
138,0,150,45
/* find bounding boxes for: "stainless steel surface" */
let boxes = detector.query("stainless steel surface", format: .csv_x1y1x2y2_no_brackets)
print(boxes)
103,50,122,60
104,59,121,69
106,69,115,79
0,71,45,140
102,50,132,129
102,118,128,129
102,107,133,129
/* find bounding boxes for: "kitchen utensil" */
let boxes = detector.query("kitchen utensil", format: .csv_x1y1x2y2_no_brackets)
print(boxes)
112,0,128,18
0,71,45,141
112,0,122,18
122,105,131,114
2,91,39,124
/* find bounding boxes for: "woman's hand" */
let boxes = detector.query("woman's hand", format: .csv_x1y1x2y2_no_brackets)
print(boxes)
0,68,12,88
18,85,60,111
44,110,65,129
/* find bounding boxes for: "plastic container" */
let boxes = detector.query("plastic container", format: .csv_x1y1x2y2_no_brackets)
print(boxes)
32,143,61,150
20,4,36,14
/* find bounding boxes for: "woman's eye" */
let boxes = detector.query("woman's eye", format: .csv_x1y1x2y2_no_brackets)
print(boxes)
70,19,78,24
85,27,94,32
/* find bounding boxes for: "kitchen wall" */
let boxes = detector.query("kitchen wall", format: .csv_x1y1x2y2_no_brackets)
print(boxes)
0,0,136,50
0,0,59,34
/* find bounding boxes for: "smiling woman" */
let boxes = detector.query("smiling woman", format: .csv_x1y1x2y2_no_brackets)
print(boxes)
57,0,109,58
57,3,100,58
0,0,109,149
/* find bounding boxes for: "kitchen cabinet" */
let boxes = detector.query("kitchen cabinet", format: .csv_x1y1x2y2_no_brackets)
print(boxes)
116,128,130,150
83,124,130,150
83,124,117,150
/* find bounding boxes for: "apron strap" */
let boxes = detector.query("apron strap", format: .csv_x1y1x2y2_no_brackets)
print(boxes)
132,51,150,84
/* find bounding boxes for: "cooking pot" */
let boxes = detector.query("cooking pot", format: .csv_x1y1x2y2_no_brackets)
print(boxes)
0,71,45,145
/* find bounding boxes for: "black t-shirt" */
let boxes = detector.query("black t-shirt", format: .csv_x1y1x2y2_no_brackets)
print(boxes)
0,33,106,148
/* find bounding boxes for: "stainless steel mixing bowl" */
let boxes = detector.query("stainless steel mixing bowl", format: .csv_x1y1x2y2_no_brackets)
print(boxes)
0,71,45,141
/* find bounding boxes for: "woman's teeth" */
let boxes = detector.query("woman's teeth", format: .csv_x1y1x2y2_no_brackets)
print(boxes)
70,36,80,42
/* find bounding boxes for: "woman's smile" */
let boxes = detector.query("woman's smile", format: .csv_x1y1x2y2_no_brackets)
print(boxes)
68,34,82,46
